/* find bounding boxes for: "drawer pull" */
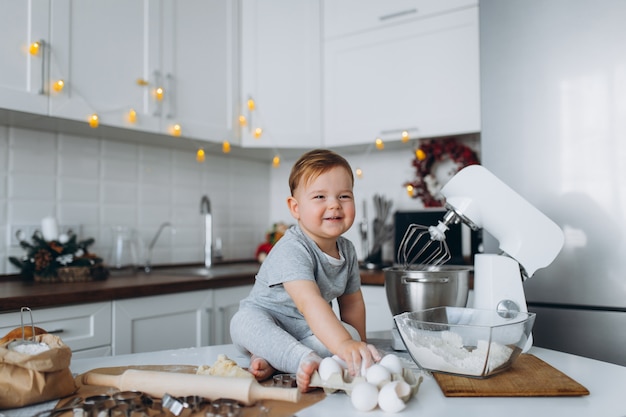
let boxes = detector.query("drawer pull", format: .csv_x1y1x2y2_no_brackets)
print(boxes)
379,8,417,21
47,329,64,335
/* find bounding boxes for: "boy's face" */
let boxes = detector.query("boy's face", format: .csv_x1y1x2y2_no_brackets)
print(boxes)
287,166,355,250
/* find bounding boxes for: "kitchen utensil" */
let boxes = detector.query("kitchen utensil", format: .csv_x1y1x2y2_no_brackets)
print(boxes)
395,212,455,270
399,165,564,352
6,307,39,351
83,369,301,406
384,266,470,316
433,354,589,397
107,226,142,273
395,307,536,378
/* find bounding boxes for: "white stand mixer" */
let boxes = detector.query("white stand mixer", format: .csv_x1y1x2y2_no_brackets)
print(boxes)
390,165,564,351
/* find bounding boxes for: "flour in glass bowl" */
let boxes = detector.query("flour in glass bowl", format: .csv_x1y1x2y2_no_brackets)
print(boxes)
402,329,514,377
10,342,51,355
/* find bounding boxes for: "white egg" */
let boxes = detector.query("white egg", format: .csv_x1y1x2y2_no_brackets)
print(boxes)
318,357,343,381
350,382,379,412
379,353,404,375
365,364,391,388
378,380,410,413
331,354,347,369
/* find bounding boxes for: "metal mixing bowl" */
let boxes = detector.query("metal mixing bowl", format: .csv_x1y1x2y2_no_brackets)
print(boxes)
383,265,471,316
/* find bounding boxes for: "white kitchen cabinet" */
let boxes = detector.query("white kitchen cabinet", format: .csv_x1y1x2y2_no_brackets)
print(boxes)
0,0,50,115
48,0,238,143
323,5,480,147
239,0,322,148
212,284,253,345
0,302,112,359
113,290,214,355
323,0,477,40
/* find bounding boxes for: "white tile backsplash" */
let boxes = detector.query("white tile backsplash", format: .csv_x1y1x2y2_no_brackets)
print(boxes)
0,125,271,274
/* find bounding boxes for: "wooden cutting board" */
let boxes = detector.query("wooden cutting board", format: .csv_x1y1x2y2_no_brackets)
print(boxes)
433,354,589,397
55,364,326,417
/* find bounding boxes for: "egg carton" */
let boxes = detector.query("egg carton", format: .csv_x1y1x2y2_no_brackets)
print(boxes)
309,368,423,400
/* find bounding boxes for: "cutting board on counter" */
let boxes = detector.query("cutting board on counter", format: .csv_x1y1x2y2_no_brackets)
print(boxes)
433,354,590,397
55,364,326,417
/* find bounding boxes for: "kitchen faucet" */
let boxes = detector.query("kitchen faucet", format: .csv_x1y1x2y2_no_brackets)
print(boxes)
200,195,212,268
144,222,174,273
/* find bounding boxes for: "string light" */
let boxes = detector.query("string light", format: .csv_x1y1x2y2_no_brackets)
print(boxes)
196,148,205,162
247,97,256,111
356,168,363,179
170,124,182,137
127,109,137,124
254,127,263,139
222,141,231,153
401,130,410,142
415,148,426,161
88,114,99,128
155,87,164,101
52,80,64,92
406,184,415,197
238,115,247,127
136,78,149,86
272,155,280,168
375,138,384,150
29,41,41,56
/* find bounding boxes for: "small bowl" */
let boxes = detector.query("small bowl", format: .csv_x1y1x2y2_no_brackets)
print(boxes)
394,307,535,378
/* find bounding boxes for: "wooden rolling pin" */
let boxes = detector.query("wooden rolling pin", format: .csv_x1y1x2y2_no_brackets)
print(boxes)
83,369,301,405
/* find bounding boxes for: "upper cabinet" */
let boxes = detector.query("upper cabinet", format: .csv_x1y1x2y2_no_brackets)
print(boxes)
1,0,239,144
322,0,480,147
239,0,322,148
0,0,50,115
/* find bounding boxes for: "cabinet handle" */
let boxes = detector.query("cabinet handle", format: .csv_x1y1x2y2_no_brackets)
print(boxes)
47,328,64,334
153,70,163,117
379,8,417,21
37,39,47,95
165,73,176,119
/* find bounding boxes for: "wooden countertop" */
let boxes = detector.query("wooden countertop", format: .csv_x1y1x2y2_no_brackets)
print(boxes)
0,263,386,313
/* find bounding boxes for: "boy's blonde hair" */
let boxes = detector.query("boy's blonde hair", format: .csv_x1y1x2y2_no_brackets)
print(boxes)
289,149,354,196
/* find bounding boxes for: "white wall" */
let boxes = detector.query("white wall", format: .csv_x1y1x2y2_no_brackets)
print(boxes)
268,146,431,263
0,125,270,274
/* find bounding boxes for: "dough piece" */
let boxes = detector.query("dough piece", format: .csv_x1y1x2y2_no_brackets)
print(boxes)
196,354,254,379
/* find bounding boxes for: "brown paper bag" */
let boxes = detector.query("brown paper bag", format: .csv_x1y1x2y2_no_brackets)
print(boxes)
0,333,77,409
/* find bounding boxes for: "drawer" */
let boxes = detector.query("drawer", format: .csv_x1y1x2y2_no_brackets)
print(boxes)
0,302,112,352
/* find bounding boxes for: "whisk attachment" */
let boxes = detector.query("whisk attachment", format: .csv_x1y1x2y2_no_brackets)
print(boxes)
397,210,458,270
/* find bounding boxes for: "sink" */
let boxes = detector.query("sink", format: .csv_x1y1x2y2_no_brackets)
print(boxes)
151,263,260,278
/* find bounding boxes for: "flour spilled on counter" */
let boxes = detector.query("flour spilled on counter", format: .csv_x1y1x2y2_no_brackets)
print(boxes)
9,342,50,355
402,330,513,376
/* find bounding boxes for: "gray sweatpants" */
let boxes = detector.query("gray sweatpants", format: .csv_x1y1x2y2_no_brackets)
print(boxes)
230,306,360,374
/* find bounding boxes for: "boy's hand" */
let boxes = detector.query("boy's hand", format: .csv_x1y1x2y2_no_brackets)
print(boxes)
335,340,382,376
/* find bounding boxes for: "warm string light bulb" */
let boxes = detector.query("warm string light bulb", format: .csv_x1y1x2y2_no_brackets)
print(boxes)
127,109,137,124
170,124,182,137
238,115,247,127
415,148,426,161
375,138,384,150
247,98,256,111
254,127,263,139
29,41,41,55
88,114,99,128
155,87,164,101
406,184,415,197
401,130,410,142
272,155,280,168
356,168,363,179
222,141,231,153
196,148,206,163
52,80,65,92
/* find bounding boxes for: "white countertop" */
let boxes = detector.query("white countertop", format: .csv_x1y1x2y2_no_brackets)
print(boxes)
66,342,626,417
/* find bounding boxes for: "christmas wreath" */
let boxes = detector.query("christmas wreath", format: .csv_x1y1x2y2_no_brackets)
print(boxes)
404,138,480,207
